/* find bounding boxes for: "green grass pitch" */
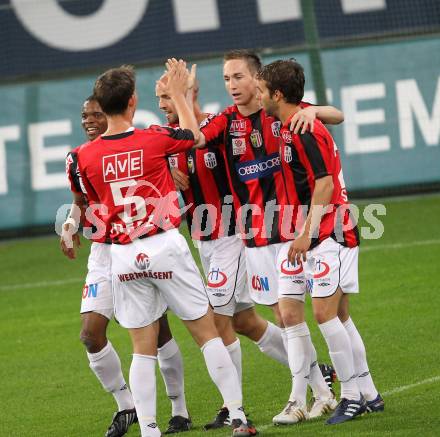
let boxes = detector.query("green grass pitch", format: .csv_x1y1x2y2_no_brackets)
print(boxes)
1,194,440,436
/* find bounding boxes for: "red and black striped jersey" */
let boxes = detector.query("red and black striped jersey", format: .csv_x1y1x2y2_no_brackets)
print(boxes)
171,144,236,241
76,126,195,244
201,105,293,248
279,116,359,248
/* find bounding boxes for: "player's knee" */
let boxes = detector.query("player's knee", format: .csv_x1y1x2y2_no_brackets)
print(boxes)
232,315,249,336
313,307,332,325
80,328,106,353
271,305,284,327
280,310,302,327
232,309,258,336
338,306,350,323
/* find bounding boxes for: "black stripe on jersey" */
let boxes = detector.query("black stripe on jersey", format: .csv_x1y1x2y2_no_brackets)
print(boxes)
225,112,254,245
352,215,360,245
252,110,280,245
332,204,345,246
180,190,194,234
298,132,329,179
286,144,312,207
162,127,195,141
102,131,134,140
248,110,265,159
208,149,236,237
68,152,82,194
186,150,214,240
332,206,360,247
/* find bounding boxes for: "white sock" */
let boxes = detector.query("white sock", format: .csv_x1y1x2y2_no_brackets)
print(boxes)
201,337,246,423
343,317,379,401
158,338,188,418
281,328,288,351
87,341,134,411
130,354,160,437
309,343,333,400
226,339,243,387
255,321,289,367
319,317,360,400
285,323,312,407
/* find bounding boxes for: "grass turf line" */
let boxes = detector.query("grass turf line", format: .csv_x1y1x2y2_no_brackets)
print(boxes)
1,195,440,436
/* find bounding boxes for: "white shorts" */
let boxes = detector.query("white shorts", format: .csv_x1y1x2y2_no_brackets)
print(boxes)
198,235,254,317
245,243,284,305
277,237,359,300
111,229,209,329
80,242,114,320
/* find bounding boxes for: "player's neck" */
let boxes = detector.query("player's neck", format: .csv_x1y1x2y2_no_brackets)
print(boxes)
236,98,261,117
278,103,300,125
103,115,133,136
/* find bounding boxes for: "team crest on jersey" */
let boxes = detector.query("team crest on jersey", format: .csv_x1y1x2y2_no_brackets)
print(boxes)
168,155,178,169
103,150,143,182
284,145,293,163
282,131,292,143
271,121,281,137
204,152,217,169
187,155,195,174
134,253,150,270
232,138,246,155
250,129,263,148
229,119,246,137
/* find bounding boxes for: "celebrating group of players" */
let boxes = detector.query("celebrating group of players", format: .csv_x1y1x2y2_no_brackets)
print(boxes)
61,50,384,437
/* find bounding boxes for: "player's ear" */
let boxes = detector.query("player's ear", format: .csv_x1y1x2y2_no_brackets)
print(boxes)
274,90,283,102
129,92,138,111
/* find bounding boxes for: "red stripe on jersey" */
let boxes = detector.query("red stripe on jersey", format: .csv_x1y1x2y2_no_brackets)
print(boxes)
173,147,234,240
169,120,235,241
280,117,359,247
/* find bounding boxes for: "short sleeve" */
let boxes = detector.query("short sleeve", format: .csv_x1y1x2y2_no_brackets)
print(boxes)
150,125,195,156
201,113,228,147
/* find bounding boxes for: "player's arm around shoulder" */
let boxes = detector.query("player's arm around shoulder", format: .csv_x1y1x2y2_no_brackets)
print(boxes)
290,103,344,134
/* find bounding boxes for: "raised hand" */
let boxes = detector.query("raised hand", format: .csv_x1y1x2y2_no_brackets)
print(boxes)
187,64,197,91
164,58,189,98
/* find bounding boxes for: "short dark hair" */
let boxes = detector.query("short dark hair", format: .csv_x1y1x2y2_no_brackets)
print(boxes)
84,94,98,103
93,65,135,115
223,49,262,74
257,59,305,105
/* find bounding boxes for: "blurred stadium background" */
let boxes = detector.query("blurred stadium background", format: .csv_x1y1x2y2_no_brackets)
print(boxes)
0,0,439,236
